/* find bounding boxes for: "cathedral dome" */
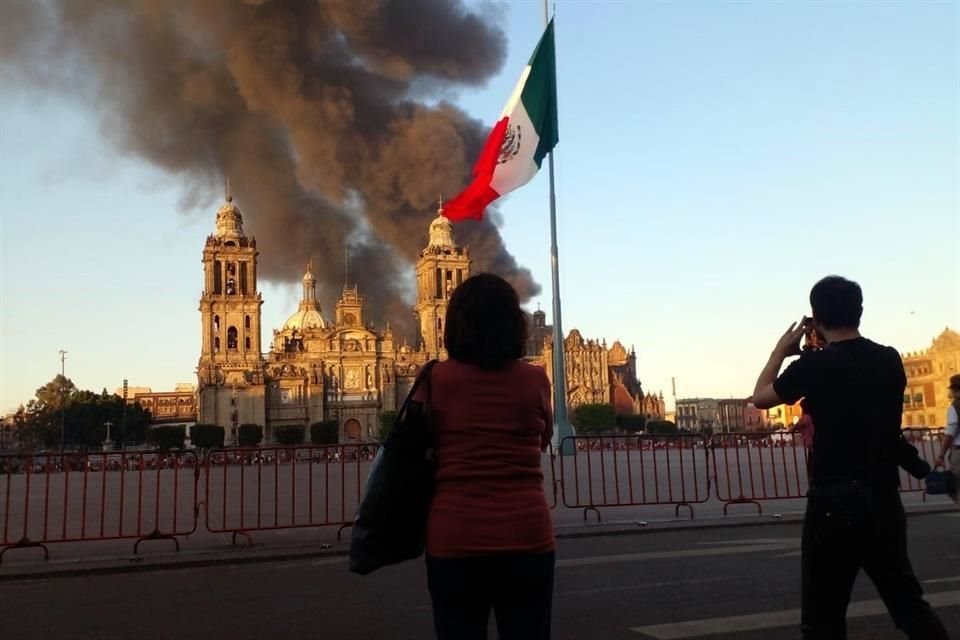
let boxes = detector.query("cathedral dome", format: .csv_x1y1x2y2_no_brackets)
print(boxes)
283,307,329,331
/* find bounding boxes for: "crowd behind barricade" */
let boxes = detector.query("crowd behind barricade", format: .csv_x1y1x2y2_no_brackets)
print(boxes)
0,444,379,475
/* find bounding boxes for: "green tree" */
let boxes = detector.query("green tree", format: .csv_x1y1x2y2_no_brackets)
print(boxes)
616,414,647,432
275,425,305,445
310,421,339,445
146,425,186,450
237,424,263,447
646,419,679,435
34,374,77,412
571,403,616,434
378,410,398,441
192,424,226,449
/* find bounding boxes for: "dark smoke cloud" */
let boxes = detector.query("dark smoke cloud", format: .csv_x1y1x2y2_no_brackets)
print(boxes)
1,0,540,340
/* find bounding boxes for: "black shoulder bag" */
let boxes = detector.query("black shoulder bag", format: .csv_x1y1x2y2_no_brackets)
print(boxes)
349,359,439,575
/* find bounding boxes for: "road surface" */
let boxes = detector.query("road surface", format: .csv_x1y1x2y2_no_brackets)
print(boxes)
1,512,957,639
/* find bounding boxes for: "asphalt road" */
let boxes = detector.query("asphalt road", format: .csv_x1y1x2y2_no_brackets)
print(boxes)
2,512,958,639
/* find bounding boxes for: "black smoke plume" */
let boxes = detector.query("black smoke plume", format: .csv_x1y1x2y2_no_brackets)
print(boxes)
1,0,540,339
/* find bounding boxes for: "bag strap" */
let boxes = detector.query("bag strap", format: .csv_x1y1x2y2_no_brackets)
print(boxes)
394,359,439,423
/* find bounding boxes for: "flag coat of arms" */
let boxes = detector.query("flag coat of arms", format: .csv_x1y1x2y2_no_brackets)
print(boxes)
444,20,558,221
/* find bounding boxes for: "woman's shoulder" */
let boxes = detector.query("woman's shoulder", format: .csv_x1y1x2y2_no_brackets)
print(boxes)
509,360,551,384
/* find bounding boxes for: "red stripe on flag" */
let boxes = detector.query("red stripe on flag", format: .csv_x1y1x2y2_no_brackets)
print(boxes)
443,117,509,221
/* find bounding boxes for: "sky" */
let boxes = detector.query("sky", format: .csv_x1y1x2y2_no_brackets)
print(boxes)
1,0,958,413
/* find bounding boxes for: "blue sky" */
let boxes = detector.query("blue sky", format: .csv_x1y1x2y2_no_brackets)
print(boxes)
1,0,958,413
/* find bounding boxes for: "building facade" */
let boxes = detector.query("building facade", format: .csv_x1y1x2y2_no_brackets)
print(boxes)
194,194,653,442
902,327,960,428
675,398,719,432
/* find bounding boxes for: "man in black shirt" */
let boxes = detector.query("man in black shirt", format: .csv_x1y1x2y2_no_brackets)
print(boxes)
751,276,948,640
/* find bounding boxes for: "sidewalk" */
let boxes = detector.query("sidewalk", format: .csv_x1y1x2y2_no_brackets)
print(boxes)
2,502,954,582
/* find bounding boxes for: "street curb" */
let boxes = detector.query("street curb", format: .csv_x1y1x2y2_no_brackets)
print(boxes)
0,505,954,582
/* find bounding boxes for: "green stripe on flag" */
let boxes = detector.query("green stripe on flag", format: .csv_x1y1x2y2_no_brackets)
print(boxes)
521,19,559,168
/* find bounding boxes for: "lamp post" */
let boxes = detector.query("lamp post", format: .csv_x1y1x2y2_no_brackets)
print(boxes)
59,349,68,451
103,420,113,451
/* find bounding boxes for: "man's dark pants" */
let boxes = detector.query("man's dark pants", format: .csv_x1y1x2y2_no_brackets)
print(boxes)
426,551,554,640
801,484,949,639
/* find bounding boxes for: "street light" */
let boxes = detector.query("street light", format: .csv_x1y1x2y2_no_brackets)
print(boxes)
59,349,68,451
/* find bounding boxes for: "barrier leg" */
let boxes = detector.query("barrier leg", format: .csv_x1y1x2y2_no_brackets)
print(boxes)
675,503,694,520
582,507,601,523
722,498,762,516
231,530,253,547
133,530,180,555
0,539,50,564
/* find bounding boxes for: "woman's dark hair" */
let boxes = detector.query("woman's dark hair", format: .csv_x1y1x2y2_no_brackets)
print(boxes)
444,273,528,370
809,275,863,330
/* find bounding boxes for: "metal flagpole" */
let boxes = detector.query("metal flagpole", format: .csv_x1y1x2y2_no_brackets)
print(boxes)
543,0,575,454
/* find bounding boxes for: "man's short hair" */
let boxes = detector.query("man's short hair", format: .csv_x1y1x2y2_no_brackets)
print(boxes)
809,275,863,330
444,273,528,370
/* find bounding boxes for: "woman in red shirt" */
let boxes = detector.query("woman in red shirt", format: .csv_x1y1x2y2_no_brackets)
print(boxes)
418,273,554,640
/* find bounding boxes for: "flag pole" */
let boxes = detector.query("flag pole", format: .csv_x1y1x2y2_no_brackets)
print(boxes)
543,1,575,455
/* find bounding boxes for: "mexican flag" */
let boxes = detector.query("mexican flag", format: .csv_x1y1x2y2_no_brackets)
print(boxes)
443,20,558,222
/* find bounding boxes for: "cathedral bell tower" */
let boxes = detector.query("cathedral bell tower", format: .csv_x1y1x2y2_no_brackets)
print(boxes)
198,181,264,387
414,201,471,359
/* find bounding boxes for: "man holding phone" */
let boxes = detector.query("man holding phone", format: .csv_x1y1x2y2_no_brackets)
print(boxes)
751,275,948,639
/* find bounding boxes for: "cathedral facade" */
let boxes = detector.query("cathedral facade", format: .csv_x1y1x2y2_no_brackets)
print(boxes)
196,194,652,443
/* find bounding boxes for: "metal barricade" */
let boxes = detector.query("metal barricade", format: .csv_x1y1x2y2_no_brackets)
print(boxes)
0,450,200,563
557,434,710,521
203,443,378,545
710,432,809,514
900,428,945,495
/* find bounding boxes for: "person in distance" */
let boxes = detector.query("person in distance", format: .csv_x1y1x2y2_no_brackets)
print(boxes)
933,374,960,504
751,275,949,640
416,273,554,640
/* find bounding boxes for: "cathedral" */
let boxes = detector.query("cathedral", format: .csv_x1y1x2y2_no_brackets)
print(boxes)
196,191,657,443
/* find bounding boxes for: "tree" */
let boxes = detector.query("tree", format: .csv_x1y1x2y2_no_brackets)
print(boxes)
192,424,226,450
310,421,339,445
646,419,679,435
13,376,151,451
616,414,646,432
378,410,398,442
146,425,186,450
35,375,77,412
571,403,616,434
238,424,263,447
275,425,305,445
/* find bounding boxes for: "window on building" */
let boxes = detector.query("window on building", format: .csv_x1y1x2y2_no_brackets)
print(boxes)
240,262,248,295
435,268,442,298
214,337,220,352
903,393,910,405
918,414,926,426
227,327,238,350
214,261,222,294
913,393,923,405
214,315,220,333
245,315,250,330
929,414,937,426
226,278,236,295
906,414,913,426
245,336,251,350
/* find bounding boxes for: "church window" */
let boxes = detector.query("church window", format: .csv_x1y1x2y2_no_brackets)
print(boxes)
240,263,248,295
226,278,236,295
456,269,463,287
227,327,238,350
913,393,923,405
214,315,220,332
214,337,220,352
214,261,222,294
245,337,251,350
435,268,442,298
903,393,910,405
245,315,250,330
